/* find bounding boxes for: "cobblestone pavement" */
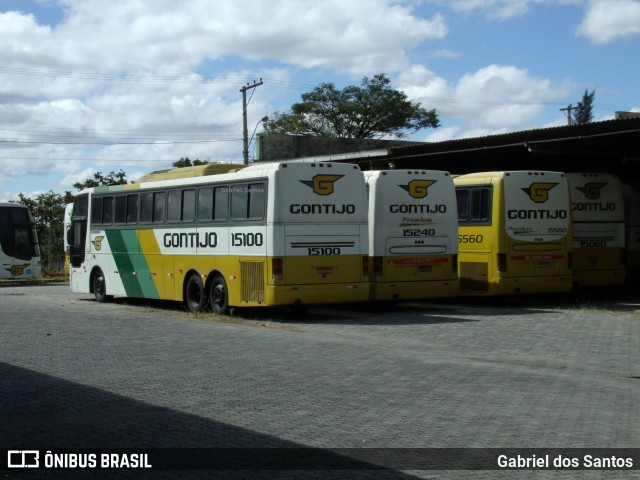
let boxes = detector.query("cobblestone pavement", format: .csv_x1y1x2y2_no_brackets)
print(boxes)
1,285,639,479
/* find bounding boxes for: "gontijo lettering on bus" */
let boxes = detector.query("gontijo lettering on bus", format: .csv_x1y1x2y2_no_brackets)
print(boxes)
391,180,447,213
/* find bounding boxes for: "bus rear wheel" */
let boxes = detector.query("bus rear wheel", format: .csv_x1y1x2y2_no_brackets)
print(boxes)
185,273,206,313
92,268,111,303
209,273,229,315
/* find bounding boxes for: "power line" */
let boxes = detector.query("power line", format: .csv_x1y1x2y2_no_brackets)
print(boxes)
0,138,242,145
0,66,314,91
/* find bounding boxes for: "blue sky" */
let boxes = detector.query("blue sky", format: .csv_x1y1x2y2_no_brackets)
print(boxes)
1,0,639,200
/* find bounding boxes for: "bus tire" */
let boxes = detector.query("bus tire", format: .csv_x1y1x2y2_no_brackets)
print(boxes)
92,268,111,303
185,273,206,313
209,273,229,315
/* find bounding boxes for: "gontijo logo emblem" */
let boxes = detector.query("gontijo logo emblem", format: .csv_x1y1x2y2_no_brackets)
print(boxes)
8,263,31,276
521,183,558,203
576,182,607,200
91,236,105,251
300,175,344,196
399,180,436,199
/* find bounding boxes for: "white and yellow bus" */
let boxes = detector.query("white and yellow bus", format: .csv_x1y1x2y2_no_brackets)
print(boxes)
68,162,370,313
364,170,458,301
454,171,573,295
566,172,626,286
0,202,41,279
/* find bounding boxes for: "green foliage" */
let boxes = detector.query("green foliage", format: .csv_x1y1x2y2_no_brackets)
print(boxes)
172,157,210,168
73,170,128,190
573,89,596,125
17,191,73,273
264,73,439,139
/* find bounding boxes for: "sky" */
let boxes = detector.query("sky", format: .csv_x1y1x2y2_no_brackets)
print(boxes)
1,0,639,201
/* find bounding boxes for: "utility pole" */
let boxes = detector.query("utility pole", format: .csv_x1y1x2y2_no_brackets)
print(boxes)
560,104,574,126
240,79,263,165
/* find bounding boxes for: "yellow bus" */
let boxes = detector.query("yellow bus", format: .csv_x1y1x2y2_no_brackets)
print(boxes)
364,169,458,301
68,162,370,313
566,172,626,286
454,171,573,295
0,202,41,279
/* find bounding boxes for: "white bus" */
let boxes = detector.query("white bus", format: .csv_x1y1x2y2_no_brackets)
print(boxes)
454,171,573,295
364,170,458,301
68,162,370,313
0,202,41,279
566,172,626,286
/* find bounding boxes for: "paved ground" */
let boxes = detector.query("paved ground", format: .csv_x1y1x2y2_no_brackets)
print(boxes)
1,284,639,479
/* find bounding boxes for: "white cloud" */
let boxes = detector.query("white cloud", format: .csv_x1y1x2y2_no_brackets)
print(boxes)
397,64,571,135
47,0,447,75
450,0,533,20
576,0,640,44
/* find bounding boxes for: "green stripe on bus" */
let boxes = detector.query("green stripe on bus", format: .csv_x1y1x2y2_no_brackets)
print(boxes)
105,230,159,299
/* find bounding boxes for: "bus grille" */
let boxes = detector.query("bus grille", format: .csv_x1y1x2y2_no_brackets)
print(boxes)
460,262,489,291
240,261,265,304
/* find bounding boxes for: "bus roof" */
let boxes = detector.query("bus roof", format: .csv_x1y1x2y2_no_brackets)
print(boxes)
80,161,362,194
454,170,566,183
133,163,245,183
0,201,29,208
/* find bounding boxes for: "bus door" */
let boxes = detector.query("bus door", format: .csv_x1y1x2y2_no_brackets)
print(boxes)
69,195,89,268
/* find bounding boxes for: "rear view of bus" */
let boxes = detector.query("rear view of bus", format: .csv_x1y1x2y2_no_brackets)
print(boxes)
455,171,573,295
0,202,41,279
567,172,626,286
268,162,370,306
365,170,458,301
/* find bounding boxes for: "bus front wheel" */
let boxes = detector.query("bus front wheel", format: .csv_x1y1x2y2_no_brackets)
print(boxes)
209,274,229,315
185,273,206,313
92,268,111,303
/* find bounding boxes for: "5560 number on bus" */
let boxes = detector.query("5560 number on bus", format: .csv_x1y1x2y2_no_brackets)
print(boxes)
458,234,484,244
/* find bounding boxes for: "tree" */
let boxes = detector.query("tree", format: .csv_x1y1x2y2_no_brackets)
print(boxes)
18,191,73,273
263,74,439,139
73,170,129,190
172,157,210,168
572,89,596,125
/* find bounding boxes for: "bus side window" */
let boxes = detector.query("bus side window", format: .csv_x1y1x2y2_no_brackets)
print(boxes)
197,187,213,221
126,194,138,224
153,192,165,223
231,183,248,220
214,186,228,222
471,188,490,222
103,197,113,224
248,183,266,220
91,197,103,225
456,190,469,222
140,192,153,223
167,190,181,223
115,196,127,224
182,189,195,222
